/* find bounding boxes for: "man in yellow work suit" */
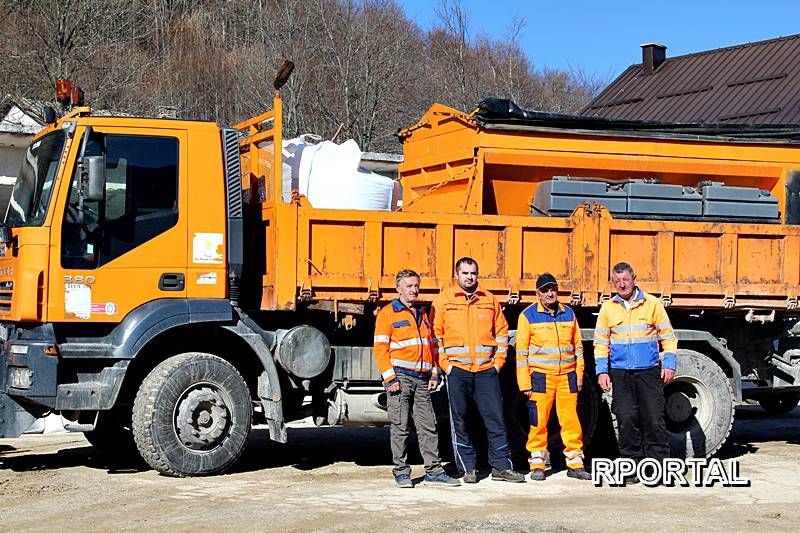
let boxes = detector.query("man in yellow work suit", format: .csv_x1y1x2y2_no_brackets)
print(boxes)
516,273,591,481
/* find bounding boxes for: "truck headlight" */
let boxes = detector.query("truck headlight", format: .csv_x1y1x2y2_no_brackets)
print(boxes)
9,367,32,389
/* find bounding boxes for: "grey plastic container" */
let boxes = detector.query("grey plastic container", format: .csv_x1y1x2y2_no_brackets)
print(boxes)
625,181,702,216
532,177,627,216
701,183,779,219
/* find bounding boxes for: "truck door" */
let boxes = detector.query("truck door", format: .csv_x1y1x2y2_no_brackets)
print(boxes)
48,126,188,322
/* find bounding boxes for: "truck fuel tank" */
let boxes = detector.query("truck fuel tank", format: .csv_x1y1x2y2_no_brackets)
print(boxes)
274,326,331,379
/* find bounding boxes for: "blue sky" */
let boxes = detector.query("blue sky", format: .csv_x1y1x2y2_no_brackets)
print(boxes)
400,0,800,82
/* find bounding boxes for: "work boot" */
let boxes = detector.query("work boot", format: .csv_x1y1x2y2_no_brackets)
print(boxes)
530,469,546,481
462,470,478,484
394,474,413,488
567,467,592,481
423,472,461,486
491,468,525,483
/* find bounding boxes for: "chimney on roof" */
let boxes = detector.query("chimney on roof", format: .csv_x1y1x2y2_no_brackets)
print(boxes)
641,43,667,75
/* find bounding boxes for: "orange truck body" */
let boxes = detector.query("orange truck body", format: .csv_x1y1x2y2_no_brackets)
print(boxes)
3,91,800,475
255,101,800,313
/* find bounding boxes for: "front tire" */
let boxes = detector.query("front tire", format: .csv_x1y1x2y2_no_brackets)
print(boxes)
132,353,252,477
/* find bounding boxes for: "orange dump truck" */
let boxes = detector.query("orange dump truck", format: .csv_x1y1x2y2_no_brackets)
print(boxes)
3,79,800,475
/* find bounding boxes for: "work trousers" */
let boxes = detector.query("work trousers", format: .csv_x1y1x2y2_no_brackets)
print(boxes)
609,366,670,461
387,373,445,477
526,371,584,470
446,366,513,473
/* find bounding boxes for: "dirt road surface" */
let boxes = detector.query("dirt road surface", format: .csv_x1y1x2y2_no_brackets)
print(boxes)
2,405,799,532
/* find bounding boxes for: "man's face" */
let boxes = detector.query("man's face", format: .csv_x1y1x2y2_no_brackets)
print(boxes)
396,276,420,305
611,270,636,300
537,284,559,309
456,263,478,293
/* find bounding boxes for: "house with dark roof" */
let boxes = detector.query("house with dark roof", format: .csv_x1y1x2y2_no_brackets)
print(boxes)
0,96,48,210
581,34,800,124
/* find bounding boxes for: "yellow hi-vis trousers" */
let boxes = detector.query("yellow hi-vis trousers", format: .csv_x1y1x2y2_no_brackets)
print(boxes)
526,371,584,470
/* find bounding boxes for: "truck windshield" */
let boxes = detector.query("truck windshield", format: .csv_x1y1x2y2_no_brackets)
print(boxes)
4,130,66,228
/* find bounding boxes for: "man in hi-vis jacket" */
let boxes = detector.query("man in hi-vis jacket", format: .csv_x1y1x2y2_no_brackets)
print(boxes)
431,257,524,484
594,262,678,475
516,273,591,481
374,269,459,488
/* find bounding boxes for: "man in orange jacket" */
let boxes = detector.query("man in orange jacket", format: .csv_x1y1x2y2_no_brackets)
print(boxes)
516,273,591,481
374,269,460,488
432,257,524,484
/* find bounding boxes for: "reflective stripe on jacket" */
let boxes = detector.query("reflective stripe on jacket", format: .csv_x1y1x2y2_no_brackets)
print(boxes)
431,284,509,374
374,299,438,387
593,289,678,374
515,302,584,390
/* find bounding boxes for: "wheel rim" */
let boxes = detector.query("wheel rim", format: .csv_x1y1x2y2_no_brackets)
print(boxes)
174,382,232,452
664,376,714,434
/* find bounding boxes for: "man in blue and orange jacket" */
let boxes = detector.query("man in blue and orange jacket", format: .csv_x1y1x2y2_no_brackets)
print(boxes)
374,269,459,488
516,273,591,481
594,261,678,468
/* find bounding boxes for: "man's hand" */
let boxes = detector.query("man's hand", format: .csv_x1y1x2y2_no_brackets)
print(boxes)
522,390,533,399
662,368,676,384
494,364,502,374
445,366,452,376
427,379,438,391
597,373,611,392
577,378,583,392
386,381,401,393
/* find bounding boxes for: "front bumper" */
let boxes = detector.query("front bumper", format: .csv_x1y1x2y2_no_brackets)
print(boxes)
0,327,59,438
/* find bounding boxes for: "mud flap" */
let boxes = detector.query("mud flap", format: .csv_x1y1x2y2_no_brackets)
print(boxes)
224,319,287,443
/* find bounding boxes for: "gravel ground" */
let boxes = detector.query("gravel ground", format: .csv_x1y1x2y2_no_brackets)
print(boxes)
1,405,799,532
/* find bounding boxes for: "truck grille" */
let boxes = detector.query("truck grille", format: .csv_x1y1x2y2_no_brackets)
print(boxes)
0,280,13,312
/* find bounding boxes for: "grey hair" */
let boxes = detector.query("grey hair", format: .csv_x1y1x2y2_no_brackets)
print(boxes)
612,262,635,277
395,269,420,286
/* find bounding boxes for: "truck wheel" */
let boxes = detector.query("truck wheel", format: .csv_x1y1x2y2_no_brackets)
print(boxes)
84,408,142,464
665,349,734,458
132,353,252,477
758,395,800,415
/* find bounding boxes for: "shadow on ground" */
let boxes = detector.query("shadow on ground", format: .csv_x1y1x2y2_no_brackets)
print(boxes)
2,405,799,476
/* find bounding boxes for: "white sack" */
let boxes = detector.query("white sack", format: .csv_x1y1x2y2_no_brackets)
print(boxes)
281,136,397,210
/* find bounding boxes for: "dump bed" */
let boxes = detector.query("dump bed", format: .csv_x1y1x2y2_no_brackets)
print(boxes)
242,97,800,312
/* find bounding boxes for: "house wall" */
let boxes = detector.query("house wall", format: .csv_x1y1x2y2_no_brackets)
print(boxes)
0,144,23,213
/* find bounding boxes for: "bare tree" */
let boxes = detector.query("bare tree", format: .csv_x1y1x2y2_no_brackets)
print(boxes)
0,0,604,149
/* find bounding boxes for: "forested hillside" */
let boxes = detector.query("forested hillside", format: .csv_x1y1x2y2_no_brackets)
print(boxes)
0,0,604,151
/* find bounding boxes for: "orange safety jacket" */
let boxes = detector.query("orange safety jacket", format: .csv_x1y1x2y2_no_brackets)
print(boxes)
431,284,509,374
373,299,438,387
515,302,584,392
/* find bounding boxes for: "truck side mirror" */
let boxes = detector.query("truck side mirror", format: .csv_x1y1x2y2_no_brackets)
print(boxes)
81,155,105,202
43,106,57,124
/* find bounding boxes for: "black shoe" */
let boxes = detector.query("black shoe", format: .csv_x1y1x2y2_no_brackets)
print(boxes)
491,468,525,483
567,467,592,481
463,470,478,484
530,469,546,481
